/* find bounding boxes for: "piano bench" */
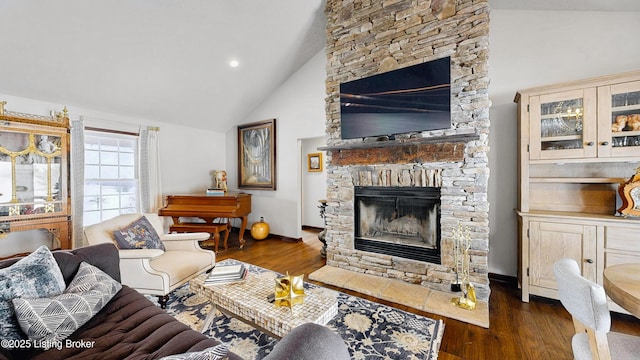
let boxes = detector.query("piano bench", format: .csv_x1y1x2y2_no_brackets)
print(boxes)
170,222,231,253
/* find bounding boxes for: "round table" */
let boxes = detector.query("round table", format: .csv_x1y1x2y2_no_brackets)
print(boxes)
603,263,640,318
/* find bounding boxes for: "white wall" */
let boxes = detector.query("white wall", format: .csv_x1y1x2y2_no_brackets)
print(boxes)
488,10,640,276
0,93,226,200
301,136,328,228
225,49,327,238
157,124,225,195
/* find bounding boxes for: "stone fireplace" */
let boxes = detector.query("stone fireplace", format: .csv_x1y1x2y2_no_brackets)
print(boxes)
321,0,491,302
354,186,441,264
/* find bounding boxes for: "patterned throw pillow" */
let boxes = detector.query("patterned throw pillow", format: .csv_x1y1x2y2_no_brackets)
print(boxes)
12,262,122,343
0,245,66,340
65,261,122,300
159,343,229,360
113,215,165,250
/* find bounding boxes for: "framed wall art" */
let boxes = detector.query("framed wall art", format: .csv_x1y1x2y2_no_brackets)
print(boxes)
237,119,276,190
307,152,323,172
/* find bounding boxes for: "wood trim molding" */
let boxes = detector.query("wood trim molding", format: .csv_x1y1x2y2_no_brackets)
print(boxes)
328,141,468,166
230,226,302,243
319,133,478,151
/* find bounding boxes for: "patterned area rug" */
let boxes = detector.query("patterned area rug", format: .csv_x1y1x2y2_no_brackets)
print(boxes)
154,261,444,360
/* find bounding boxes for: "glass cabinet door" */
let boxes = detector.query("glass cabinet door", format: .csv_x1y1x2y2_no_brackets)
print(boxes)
0,130,65,218
529,89,597,160
598,80,640,158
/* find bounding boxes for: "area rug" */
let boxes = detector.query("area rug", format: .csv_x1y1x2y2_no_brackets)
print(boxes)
153,260,445,360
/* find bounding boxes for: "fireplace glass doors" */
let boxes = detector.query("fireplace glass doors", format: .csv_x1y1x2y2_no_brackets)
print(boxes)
354,186,441,264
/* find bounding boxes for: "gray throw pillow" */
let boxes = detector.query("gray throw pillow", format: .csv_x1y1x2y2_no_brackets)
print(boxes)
113,215,165,250
159,343,229,360
0,245,66,340
65,261,122,295
12,262,122,343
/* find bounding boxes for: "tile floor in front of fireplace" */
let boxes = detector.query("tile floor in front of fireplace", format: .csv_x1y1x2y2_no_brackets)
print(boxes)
309,265,489,328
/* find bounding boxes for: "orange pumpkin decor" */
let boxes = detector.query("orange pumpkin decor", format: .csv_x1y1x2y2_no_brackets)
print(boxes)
250,217,270,240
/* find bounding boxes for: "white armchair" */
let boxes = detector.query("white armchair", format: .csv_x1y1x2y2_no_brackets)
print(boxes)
83,213,215,308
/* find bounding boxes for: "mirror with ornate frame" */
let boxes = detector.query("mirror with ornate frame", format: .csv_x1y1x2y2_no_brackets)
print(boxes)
0,103,71,249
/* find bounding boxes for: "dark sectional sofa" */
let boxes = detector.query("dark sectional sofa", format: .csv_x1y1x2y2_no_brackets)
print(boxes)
0,243,350,360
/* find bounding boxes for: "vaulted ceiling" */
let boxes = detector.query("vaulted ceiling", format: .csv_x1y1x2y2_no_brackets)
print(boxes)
0,1,637,132
0,0,326,131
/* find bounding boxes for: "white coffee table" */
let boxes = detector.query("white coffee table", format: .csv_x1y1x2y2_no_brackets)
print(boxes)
190,262,339,339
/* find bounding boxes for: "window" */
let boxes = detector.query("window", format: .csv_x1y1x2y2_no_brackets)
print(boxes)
83,130,139,226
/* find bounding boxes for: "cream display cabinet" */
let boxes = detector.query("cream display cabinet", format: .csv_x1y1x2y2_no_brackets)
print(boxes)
515,70,640,313
0,104,71,250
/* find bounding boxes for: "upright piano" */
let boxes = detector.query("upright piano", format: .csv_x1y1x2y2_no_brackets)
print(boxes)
158,193,252,249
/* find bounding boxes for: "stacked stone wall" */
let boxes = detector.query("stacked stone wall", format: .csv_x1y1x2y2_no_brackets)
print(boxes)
324,0,491,300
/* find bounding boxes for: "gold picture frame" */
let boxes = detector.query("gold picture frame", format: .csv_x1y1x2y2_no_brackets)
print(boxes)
238,119,276,190
307,152,322,172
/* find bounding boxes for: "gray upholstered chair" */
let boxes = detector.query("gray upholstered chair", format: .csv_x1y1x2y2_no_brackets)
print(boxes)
553,258,640,360
263,323,350,360
84,213,215,308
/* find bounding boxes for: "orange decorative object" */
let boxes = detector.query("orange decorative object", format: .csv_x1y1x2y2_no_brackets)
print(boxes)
250,217,270,240
618,167,640,217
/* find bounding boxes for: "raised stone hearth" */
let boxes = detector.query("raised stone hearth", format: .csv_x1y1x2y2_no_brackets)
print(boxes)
322,0,491,305
309,265,489,328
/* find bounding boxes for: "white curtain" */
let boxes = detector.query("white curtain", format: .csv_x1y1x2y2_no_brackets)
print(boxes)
70,118,85,248
139,126,162,213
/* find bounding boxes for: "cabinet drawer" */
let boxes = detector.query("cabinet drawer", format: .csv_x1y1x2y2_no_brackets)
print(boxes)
606,251,640,267
605,226,640,252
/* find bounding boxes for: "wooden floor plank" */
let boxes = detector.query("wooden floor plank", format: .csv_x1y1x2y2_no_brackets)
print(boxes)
210,229,640,359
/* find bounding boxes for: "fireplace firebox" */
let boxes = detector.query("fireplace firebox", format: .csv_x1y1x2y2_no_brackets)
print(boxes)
354,186,441,264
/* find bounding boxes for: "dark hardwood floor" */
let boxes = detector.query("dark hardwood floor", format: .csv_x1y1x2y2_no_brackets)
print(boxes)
210,229,640,360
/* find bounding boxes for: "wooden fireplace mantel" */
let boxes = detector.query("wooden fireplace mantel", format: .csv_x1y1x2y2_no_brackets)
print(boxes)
319,133,478,166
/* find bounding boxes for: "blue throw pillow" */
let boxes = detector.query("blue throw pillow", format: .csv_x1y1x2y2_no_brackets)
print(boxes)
113,216,165,250
12,262,122,343
0,245,66,341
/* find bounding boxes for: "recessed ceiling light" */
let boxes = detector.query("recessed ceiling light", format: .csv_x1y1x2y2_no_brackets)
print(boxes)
229,60,239,68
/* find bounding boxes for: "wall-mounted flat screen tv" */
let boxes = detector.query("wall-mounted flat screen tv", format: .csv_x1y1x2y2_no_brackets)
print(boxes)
340,56,451,140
